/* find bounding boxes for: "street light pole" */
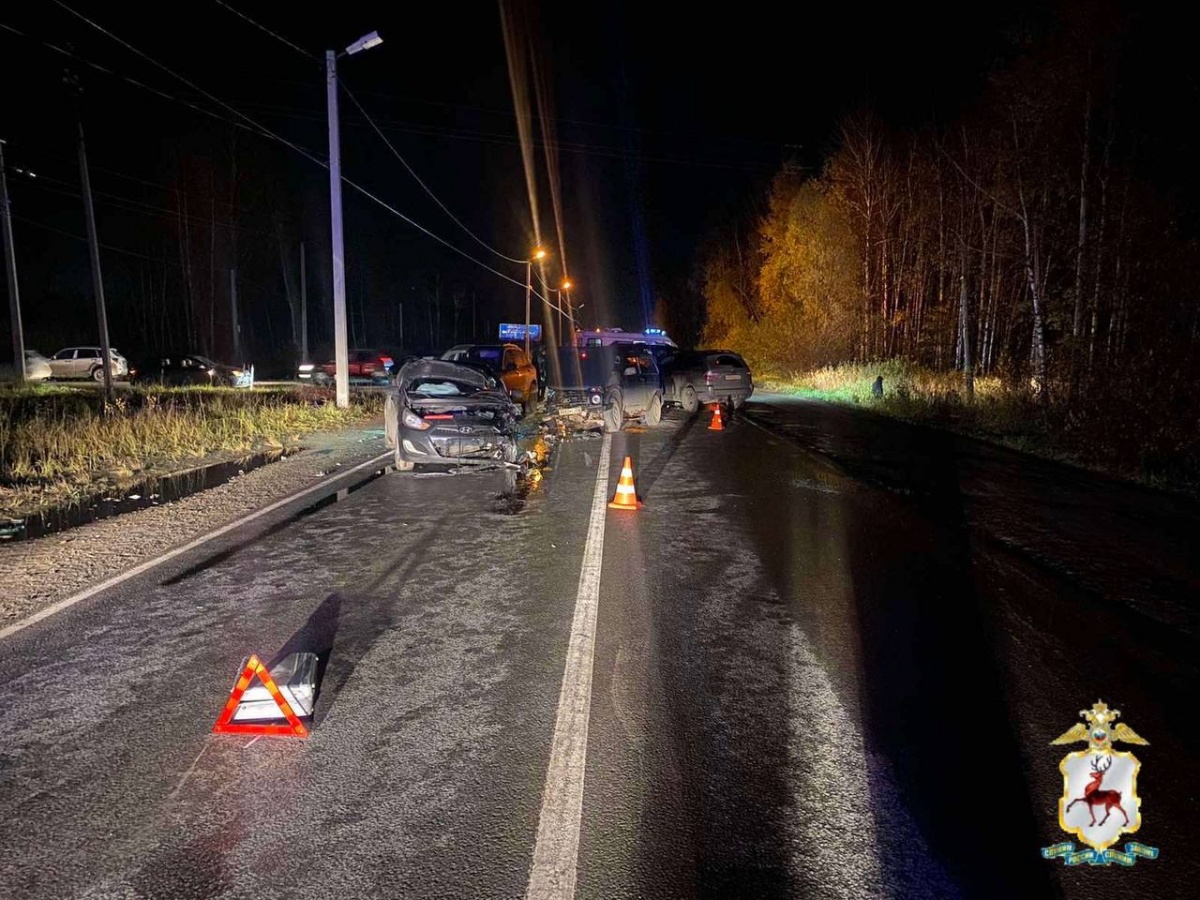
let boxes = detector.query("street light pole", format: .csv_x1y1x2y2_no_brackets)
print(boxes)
0,139,25,382
326,49,350,408
326,31,382,409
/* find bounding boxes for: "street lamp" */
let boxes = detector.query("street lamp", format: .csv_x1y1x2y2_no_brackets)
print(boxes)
524,247,547,356
327,30,383,408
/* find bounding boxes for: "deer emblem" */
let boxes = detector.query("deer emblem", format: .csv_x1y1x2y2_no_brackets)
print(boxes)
1065,756,1129,828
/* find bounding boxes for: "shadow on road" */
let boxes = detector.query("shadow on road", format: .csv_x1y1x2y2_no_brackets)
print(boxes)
842,427,1058,898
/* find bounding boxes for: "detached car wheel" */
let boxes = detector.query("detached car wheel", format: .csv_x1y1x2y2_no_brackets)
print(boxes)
603,390,623,434
384,393,398,448
681,384,698,414
393,444,414,472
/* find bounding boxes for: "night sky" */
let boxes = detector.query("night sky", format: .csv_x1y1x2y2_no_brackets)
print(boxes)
1,0,1193,360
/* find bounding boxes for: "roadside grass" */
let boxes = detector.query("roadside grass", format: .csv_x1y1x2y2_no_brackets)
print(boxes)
0,386,384,517
757,361,1200,494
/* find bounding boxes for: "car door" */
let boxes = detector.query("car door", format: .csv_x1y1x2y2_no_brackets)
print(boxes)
500,347,522,398
513,348,536,395
49,349,75,379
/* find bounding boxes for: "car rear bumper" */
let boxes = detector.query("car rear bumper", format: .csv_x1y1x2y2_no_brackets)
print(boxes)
696,384,753,405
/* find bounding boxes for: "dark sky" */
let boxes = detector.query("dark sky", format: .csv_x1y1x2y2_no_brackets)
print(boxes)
1,0,1193,357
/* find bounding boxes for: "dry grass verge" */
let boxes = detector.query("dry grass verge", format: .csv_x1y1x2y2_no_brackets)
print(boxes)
1,385,383,517
758,360,1200,494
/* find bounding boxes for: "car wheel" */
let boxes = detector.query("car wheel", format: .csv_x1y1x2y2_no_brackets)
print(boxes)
645,392,663,426
91,365,106,383
681,384,698,414
384,393,399,448
603,390,623,434
393,444,414,472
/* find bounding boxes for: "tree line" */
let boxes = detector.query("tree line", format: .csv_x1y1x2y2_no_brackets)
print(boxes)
699,19,1200,416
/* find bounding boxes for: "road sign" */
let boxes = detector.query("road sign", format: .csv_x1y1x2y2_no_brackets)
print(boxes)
499,323,541,342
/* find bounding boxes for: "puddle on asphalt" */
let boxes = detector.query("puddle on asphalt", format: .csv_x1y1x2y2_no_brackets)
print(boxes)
1,450,301,543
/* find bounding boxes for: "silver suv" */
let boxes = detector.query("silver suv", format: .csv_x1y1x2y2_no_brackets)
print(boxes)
48,346,129,382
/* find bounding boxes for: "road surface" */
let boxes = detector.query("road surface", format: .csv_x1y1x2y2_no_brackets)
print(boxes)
1,394,1196,899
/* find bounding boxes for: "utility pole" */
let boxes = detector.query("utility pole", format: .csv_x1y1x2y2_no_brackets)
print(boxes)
0,139,25,381
397,300,404,350
524,259,532,357
299,241,308,363
326,49,350,408
78,120,113,403
230,268,242,363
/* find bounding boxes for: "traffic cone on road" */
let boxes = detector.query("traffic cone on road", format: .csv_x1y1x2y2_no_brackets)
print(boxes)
708,403,725,431
608,456,643,510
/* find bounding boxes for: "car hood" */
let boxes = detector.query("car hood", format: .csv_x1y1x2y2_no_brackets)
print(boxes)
397,359,515,408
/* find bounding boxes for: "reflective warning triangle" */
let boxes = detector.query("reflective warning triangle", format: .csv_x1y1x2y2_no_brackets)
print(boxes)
212,654,310,738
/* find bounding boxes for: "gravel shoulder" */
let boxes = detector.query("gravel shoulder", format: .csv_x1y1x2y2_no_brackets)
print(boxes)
0,424,387,626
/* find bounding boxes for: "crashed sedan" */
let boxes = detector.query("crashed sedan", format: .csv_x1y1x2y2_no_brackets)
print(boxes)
385,358,521,471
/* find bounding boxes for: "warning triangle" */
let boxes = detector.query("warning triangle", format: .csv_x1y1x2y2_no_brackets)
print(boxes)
212,654,310,738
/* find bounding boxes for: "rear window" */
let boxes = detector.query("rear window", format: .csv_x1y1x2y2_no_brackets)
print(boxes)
711,354,747,369
468,347,503,365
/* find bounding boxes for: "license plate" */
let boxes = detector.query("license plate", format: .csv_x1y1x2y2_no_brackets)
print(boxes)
724,374,742,381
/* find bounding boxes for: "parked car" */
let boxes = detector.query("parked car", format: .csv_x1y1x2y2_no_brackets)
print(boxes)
667,350,754,410
131,353,254,387
47,346,129,381
438,343,538,414
298,348,394,385
384,357,520,471
545,342,664,433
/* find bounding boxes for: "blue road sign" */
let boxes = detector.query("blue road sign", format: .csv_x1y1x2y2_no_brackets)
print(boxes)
499,323,542,341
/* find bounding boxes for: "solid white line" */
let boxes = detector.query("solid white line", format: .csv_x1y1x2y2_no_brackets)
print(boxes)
0,451,393,642
525,432,612,900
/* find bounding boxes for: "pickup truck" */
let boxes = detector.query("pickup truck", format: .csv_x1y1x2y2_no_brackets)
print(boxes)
545,342,664,433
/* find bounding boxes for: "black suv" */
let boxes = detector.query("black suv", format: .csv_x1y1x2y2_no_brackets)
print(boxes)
546,342,664,433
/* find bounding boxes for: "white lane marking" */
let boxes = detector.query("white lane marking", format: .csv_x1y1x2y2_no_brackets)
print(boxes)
0,451,393,642
525,433,612,900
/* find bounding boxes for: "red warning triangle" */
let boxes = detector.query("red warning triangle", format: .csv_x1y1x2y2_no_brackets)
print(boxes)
212,654,310,738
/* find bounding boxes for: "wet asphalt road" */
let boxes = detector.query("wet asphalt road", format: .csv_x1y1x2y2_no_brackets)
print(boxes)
1,394,1197,899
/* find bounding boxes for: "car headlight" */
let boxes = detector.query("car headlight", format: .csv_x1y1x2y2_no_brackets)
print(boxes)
402,409,431,430
231,369,244,377
590,393,602,405
298,363,315,372
207,368,216,376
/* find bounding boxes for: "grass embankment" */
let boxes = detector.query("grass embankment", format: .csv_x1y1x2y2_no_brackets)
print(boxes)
758,360,1200,494
0,386,384,517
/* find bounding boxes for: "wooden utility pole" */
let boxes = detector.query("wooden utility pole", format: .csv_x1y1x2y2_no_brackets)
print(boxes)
78,120,114,404
300,241,308,363
230,268,242,363
0,139,25,381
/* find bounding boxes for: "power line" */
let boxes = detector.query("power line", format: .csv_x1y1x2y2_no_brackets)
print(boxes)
40,4,565,307
341,85,528,264
211,0,317,62
208,2,530,264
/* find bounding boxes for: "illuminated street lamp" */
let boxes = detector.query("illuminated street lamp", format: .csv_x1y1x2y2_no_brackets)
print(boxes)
328,30,383,408
524,247,547,356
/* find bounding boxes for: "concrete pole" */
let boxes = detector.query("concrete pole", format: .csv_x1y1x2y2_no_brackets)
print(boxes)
0,139,25,381
78,121,113,404
327,49,349,408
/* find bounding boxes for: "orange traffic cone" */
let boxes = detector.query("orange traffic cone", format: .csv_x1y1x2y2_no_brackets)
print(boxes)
608,455,643,510
708,403,725,431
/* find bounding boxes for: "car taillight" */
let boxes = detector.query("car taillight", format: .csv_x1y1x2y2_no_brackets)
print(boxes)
705,371,715,384
381,357,394,368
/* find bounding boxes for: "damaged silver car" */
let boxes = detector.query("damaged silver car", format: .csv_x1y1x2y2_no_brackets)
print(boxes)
384,358,521,472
